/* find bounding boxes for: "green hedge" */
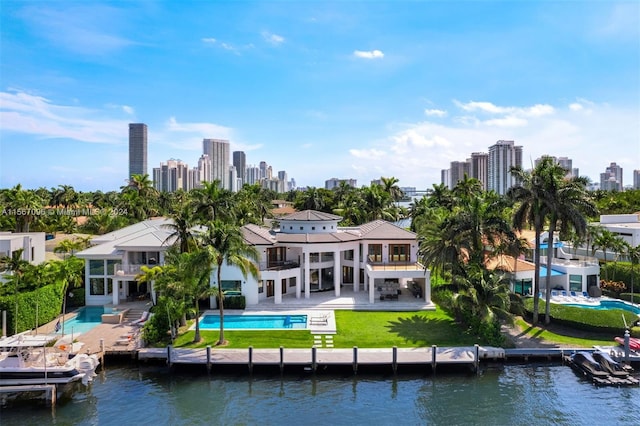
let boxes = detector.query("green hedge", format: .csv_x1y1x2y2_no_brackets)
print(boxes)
0,280,65,335
619,293,640,304
600,263,640,288
224,295,246,310
523,298,636,334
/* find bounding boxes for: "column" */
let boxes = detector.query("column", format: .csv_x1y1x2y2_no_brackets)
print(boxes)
112,279,119,305
334,249,341,297
275,276,282,304
424,270,432,304
304,251,311,299
353,243,360,292
368,271,375,304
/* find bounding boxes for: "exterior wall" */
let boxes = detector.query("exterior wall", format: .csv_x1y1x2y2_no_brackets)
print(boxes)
0,232,45,265
279,220,340,234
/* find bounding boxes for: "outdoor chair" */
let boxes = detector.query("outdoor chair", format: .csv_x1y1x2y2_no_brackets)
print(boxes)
310,313,329,326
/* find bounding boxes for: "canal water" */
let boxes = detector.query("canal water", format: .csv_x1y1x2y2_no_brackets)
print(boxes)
1,363,639,425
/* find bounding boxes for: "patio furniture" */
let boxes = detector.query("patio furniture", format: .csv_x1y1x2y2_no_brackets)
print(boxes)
310,313,329,325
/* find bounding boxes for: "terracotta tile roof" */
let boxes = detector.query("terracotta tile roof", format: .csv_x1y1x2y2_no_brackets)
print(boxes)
358,220,418,240
241,224,276,245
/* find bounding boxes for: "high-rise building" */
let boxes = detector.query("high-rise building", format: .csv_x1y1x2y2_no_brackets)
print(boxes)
202,139,230,190
197,154,211,187
233,151,246,185
128,123,148,180
152,159,191,192
634,170,640,190
259,161,268,180
449,160,470,188
469,152,488,190
535,155,578,179
600,162,623,191
246,165,260,185
325,178,357,190
440,169,450,189
487,140,522,195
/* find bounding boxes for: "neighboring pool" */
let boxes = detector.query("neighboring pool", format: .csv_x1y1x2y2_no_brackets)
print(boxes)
57,306,116,335
197,314,308,330
565,300,640,315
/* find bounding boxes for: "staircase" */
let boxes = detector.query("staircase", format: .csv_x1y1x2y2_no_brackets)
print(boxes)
123,308,146,323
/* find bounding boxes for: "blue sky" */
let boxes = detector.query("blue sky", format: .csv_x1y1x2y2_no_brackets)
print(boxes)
1,1,638,192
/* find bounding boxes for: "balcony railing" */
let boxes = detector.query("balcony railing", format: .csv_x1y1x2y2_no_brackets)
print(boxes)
259,261,300,271
114,264,146,275
367,260,425,271
540,256,599,268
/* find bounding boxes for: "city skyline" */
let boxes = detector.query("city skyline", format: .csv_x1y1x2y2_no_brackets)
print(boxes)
1,1,638,192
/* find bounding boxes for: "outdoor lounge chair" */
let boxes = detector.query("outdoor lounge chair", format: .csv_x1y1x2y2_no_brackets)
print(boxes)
309,313,329,326
130,311,149,326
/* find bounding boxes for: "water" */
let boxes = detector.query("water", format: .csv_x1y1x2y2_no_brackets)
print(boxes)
57,306,114,335
565,300,640,315
1,363,639,425
198,314,308,330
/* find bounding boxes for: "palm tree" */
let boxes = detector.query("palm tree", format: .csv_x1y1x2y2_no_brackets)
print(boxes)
192,180,235,223
508,164,551,325
200,221,259,345
136,265,164,306
50,256,85,335
452,268,513,326
592,228,626,280
381,176,404,203
163,202,198,253
542,174,597,324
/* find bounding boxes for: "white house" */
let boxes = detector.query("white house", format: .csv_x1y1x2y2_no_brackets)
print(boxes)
76,211,432,307
0,232,45,282
597,214,640,248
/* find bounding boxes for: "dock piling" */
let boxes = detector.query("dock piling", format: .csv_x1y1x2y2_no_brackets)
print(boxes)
167,345,172,367
431,345,437,375
311,346,317,372
279,346,284,374
474,344,479,375
100,339,105,367
206,345,211,373
248,346,253,374
353,346,358,375
392,346,397,374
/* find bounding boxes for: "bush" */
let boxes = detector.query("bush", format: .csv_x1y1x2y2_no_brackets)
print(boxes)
631,326,640,338
619,293,640,304
224,295,246,310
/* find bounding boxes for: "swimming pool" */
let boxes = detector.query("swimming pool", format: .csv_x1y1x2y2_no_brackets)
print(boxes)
57,306,116,335
565,300,640,315
197,314,308,330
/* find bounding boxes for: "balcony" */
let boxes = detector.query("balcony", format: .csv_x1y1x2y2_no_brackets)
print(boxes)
259,260,300,271
367,260,425,271
541,256,599,268
114,264,147,276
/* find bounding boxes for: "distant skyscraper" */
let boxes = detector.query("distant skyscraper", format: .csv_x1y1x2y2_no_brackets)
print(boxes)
197,154,211,186
325,178,357,190
440,169,450,189
449,160,470,188
469,152,488,190
634,170,640,190
600,162,623,191
152,159,191,192
128,123,148,180
233,151,246,186
202,139,230,189
487,140,522,195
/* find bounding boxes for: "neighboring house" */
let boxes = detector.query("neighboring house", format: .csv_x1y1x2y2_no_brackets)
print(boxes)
0,232,45,282
492,230,600,296
76,218,174,306
596,213,640,249
76,211,431,307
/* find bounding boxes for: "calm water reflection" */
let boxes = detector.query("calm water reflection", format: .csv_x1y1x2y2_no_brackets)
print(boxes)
1,363,639,425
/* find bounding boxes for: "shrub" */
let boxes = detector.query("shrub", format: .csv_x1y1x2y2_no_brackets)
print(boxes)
224,295,246,310
619,293,640,304
600,279,626,296
631,326,640,339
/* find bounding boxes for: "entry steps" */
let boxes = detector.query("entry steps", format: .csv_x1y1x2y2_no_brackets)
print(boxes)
313,334,334,348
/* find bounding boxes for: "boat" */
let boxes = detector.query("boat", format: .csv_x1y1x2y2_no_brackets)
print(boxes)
614,336,640,351
0,334,100,387
592,351,639,385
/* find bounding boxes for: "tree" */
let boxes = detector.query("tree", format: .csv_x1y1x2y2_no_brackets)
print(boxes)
200,221,259,345
627,245,640,303
163,202,198,253
508,164,551,325
381,176,404,203
49,256,85,335
192,180,235,223
592,228,626,280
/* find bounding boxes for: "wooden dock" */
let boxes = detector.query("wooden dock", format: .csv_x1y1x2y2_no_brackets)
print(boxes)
0,384,57,406
136,344,505,374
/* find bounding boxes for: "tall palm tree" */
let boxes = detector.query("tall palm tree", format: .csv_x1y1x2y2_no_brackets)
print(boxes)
192,180,235,223
200,221,259,345
542,172,597,324
592,228,626,280
508,164,551,325
381,176,404,203
163,202,198,253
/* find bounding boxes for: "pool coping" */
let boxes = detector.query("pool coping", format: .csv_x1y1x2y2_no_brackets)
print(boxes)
192,309,337,334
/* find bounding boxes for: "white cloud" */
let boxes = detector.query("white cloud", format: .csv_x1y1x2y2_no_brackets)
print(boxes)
122,105,135,115
424,109,447,117
353,49,384,59
346,100,639,189
262,31,285,45
202,37,217,44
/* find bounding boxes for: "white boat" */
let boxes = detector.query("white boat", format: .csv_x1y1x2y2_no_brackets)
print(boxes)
0,334,100,387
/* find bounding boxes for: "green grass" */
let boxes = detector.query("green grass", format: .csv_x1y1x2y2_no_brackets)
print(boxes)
173,308,485,349
514,318,615,348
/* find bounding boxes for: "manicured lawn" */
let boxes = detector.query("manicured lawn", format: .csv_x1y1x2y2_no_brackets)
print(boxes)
514,318,615,348
173,308,484,349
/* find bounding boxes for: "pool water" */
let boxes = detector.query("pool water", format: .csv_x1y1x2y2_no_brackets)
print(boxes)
57,306,115,335
565,300,640,315
198,314,308,330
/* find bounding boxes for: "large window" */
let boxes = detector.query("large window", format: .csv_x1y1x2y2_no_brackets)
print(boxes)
368,244,382,262
569,275,583,292
221,280,241,291
106,260,119,276
90,278,105,295
389,244,410,262
89,260,104,275
344,250,354,261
